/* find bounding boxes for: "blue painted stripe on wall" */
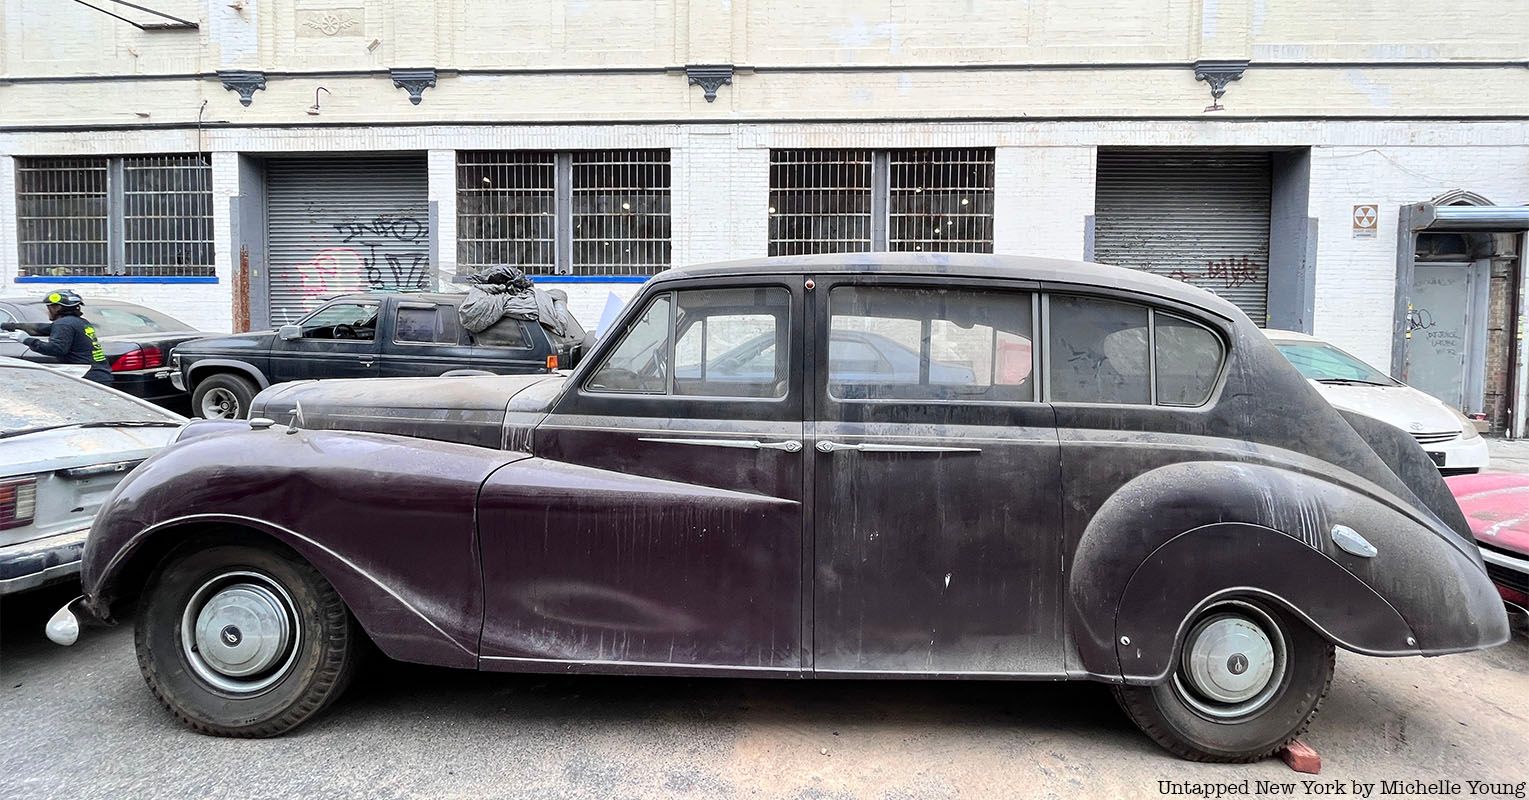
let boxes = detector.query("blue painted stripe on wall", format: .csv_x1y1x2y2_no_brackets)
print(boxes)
529,275,651,284
14,275,220,285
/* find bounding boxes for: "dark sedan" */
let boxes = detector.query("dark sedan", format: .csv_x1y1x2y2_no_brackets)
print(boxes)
49,253,1507,764
0,297,202,405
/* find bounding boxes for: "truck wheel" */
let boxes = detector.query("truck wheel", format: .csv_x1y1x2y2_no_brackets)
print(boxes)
134,540,362,737
192,373,256,419
1113,600,1334,762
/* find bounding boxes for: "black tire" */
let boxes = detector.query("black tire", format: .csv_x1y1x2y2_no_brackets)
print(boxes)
1113,600,1334,762
134,540,362,737
191,372,257,420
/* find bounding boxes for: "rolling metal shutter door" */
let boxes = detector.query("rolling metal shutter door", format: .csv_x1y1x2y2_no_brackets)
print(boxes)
265,156,429,325
1094,151,1272,325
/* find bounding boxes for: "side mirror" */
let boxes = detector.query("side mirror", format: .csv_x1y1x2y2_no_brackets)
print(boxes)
278,325,302,341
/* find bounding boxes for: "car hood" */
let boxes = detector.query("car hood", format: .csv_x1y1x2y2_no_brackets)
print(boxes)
1310,381,1463,434
1446,473,1529,556
177,330,275,350
250,374,565,448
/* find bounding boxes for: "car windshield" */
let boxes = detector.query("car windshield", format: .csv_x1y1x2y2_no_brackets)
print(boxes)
1273,340,1399,386
0,366,180,434
11,302,195,337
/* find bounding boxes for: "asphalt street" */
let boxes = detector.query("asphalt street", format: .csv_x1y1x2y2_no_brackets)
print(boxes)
1,583,1526,800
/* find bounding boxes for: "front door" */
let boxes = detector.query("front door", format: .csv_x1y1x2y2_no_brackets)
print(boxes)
268,299,381,383
810,277,1067,675
478,281,807,672
1406,262,1484,411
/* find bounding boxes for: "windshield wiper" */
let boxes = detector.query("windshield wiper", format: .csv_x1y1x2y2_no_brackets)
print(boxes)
1316,378,1394,387
0,420,181,441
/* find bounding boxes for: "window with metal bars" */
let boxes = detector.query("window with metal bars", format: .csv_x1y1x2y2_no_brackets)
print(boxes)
769,148,994,256
456,150,671,277
16,155,214,279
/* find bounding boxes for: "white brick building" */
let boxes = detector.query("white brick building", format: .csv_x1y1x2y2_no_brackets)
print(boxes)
1,0,1527,432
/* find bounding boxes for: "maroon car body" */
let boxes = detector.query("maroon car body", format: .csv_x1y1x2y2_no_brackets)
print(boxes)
1446,472,1529,609
56,253,1509,760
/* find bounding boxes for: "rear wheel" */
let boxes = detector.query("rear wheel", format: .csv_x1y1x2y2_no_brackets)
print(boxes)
192,373,257,419
135,541,361,737
1113,600,1334,762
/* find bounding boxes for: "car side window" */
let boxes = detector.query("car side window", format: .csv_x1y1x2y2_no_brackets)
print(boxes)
471,319,532,349
1154,314,1224,406
395,305,461,345
828,285,1035,402
1047,296,1150,404
1047,296,1224,406
586,287,791,399
299,302,378,341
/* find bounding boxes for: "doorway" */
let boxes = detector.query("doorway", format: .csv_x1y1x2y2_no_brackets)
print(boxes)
1405,260,1490,413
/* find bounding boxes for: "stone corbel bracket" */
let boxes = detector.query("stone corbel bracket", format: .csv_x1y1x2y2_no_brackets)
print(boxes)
686,65,734,103
218,70,267,107
1193,59,1248,111
391,68,438,105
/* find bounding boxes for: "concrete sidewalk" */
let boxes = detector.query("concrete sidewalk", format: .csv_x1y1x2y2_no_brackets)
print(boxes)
1487,437,1529,473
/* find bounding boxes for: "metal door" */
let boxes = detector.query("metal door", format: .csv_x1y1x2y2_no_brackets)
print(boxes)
1094,150,1273,325
1405,263,1479,410
265,155,430,326
809,277,1066,676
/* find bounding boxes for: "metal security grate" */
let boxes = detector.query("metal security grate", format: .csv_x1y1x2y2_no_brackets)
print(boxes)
16,158,110,277
572,149,671,276
888,148,994,253
17,155,212,278
768,149,873,256
123,155,214,277
457,152,557,276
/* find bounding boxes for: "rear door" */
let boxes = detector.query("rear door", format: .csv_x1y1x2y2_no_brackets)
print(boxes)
267,299,381,383
809,276,1067,676
467,319,551,374
382,301,476,377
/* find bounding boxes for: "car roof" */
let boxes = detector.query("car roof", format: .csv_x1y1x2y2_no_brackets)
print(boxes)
652,253,1244,318
1261,328,1323,343
326,292,466,304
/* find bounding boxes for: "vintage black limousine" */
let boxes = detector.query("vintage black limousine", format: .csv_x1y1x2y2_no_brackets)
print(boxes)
49,253,1508,762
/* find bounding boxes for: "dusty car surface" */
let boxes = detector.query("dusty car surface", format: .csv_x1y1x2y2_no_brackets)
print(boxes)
1445,472,1529,615
50,253,1508,761
1,358,184,595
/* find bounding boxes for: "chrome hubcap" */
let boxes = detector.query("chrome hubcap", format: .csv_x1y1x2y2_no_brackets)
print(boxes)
1172,603,1286,719
181,572,300,694
200,388,241,419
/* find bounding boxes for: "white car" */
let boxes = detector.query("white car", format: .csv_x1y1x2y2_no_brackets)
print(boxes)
0,357,185,595
1263,330,1489,474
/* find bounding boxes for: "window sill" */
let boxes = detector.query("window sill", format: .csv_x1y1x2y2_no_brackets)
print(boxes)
14,275,219,284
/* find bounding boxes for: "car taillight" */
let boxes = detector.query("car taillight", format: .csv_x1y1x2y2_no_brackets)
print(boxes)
546,354,559,370
0,477,38,531
111,345,163,372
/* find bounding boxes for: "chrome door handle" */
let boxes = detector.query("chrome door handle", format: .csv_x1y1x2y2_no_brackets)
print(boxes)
639,437,803,453
359,359,375,367
816,440,981,454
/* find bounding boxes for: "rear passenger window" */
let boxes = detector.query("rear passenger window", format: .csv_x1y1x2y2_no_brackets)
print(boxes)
472,319,532,349
1155,314,1223,406
1047,296,1223,406
828,286,1035,402
1048,296,1150,404
395,305,460,344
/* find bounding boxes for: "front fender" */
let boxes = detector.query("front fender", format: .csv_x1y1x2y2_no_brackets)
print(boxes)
82,426,528,668
1068,460,1509,680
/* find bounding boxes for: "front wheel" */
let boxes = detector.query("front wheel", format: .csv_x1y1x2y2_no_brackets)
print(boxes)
1113,600,1334,762
135,540,362,737
192,373,257,419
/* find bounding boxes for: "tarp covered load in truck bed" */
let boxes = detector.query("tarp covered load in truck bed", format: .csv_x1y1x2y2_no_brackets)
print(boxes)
458,265,577,338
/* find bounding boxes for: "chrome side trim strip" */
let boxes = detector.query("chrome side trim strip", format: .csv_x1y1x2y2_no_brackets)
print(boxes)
638,436,803,453
1481,547,1529,576
815,440,982,454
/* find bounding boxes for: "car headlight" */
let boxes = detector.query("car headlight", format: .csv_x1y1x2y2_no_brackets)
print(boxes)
1452,407,1482,440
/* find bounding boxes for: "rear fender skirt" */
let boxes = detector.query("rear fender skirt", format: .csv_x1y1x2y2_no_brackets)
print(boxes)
1111,523,1415,683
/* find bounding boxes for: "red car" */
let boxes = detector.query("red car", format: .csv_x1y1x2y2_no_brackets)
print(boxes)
1446,472,1529,610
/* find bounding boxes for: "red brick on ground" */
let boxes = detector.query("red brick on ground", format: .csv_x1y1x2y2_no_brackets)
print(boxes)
1280,740,1322,774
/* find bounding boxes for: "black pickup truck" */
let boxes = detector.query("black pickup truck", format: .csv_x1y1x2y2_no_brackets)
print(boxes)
171,291,587,418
